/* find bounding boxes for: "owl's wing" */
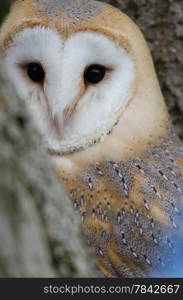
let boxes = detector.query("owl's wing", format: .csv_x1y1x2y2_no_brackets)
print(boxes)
60,134,183,277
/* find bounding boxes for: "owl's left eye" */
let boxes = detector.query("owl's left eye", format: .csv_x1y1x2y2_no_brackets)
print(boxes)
84,64,106,84
27,63,45,83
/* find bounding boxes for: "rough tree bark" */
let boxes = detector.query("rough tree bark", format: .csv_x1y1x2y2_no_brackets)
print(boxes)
0,0,182,277
0,75,99,277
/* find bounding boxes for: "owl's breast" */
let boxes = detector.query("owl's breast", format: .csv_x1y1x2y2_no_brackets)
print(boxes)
56,133,183,277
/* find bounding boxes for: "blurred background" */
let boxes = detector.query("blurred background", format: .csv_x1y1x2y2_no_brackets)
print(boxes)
0,0,12,24
3,0,183,138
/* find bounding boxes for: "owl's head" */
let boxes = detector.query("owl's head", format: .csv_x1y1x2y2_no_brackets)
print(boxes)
0,0,169,156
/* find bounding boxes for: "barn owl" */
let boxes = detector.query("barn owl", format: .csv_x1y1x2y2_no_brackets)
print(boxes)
1,0,183,278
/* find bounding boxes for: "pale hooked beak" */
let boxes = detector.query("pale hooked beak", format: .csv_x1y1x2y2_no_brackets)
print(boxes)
53,113,64,137
52,99,78,137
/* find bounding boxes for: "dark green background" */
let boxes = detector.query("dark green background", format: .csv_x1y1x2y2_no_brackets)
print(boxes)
0,0,12,24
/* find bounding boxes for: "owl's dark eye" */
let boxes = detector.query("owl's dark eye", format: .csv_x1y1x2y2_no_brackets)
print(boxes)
27,63,45,83
84,64,106,84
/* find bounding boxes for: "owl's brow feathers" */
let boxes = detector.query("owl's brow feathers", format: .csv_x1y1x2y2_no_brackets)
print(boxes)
31,0,105,21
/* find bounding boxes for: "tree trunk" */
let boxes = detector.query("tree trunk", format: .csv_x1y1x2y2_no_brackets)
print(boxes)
0,74,99,277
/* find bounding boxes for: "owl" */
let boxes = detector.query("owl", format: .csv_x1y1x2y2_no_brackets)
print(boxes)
1,0,183,278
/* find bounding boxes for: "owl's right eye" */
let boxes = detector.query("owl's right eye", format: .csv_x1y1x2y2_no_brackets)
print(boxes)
27,63,45,83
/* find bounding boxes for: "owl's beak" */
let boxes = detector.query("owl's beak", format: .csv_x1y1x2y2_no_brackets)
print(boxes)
53,114,64,137
52,101,78,136
52,104,76,137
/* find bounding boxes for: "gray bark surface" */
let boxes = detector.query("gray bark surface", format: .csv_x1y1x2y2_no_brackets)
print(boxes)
0,75,99,277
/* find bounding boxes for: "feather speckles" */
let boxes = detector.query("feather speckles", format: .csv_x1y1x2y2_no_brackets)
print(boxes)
61,135,183,277
88,177,93,190
34,0,105,23
111,162,130,196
